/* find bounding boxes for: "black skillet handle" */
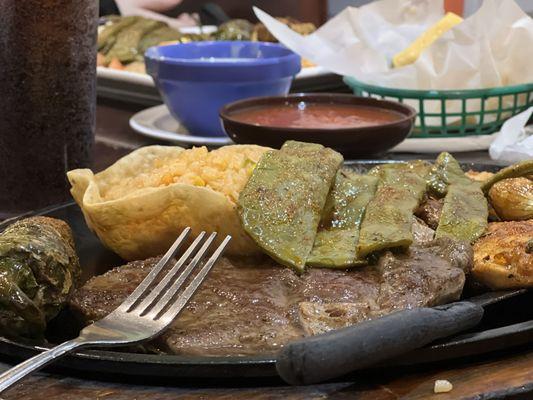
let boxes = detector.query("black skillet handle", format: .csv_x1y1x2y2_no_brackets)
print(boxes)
276,301,484,385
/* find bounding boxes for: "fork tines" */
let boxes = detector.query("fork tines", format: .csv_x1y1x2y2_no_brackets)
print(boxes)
121,228,231,322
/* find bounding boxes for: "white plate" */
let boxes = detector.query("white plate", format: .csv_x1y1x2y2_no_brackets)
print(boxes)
130,104,233,146
98,66,155,87
178,25,218,35
97,22,332,87
131,104,495,152
97,65,330,87
391,133,496,153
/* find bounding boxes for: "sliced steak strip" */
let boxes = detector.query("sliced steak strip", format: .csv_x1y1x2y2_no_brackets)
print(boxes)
415,197,443,230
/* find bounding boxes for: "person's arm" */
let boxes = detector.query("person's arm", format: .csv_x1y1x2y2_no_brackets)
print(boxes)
115,0,198,28
117,0,183,13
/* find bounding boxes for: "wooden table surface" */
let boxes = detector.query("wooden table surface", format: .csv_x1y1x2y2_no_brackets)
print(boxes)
2,99,532,400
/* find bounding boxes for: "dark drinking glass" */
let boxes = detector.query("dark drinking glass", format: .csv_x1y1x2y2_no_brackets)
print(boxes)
0,0,98,218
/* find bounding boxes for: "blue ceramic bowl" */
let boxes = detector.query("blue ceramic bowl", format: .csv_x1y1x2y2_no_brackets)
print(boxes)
145,41,301,137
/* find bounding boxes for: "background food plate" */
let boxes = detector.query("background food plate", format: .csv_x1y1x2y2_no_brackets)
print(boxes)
129,104,232,146
129,104,498,152
97,65,331,88
97,68,347,107
0,161,531,383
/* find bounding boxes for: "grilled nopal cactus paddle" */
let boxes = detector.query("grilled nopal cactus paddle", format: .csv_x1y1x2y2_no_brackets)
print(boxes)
138,26,184,55
238,141,343,272
307,171,378,268
427,152,468,197
0,217,80,338
437,184,488,242
430,152,488,242
357,161,431,258
98,16,139,53
105,18,165,64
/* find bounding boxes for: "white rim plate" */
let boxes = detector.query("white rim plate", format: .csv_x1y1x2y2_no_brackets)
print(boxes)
129,104,233,146
130,104,496,152
178,25,218,35
391,133,495,153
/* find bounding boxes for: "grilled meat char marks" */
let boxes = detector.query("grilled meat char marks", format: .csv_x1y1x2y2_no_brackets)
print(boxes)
69,238,471,356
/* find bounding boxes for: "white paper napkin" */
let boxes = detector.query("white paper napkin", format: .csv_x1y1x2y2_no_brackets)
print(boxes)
254,0,533,90
489,107,533,163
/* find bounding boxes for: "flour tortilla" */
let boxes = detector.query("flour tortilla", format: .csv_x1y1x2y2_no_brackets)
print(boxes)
68,145,264,260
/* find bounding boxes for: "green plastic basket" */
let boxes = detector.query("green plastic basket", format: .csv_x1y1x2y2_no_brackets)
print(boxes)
344,76,533,138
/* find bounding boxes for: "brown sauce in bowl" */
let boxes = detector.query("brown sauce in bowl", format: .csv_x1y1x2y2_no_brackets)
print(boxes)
230,102,404,129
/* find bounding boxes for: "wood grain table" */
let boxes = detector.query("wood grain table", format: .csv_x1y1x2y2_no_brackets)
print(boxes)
1,99,532,400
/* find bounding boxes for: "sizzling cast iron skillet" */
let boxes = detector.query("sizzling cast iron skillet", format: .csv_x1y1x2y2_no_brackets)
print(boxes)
0,161,530,382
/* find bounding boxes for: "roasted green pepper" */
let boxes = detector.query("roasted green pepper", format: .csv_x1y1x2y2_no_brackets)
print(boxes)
358,161,430,258
307,171,378,268
238,141,343,272
481,160,533,194
0,217,80,338
432,153,488,242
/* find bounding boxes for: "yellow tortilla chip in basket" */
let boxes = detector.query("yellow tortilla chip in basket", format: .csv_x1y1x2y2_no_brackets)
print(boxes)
68,145,270,261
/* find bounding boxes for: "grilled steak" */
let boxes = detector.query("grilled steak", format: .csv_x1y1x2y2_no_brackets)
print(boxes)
412,216,435,244
69,238,471,356
415,197,443,230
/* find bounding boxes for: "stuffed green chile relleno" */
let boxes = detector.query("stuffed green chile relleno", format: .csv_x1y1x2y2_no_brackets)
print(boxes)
357,161,431,258
238,141,343,272
307,171,378,268
0,217,80,338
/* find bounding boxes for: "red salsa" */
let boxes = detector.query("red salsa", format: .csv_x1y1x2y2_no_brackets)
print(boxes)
230,102,404,129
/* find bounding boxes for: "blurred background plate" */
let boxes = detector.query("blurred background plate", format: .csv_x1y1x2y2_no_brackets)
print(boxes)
97,67,345,107
130,103,497,152
129,104,233,146
97,65,329,86
178,25,218,35
391,133,497,153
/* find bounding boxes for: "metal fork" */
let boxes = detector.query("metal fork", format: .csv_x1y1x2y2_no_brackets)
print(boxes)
0,228,231,393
